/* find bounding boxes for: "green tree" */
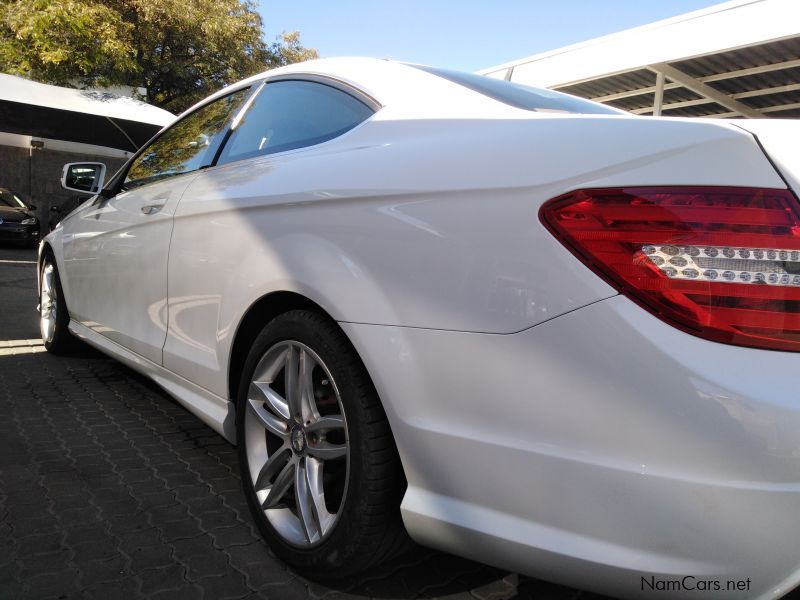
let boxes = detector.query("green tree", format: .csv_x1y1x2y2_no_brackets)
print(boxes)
0,0,318,113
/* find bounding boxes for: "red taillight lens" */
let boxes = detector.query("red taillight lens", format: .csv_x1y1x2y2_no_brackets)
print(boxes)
541,187,800,352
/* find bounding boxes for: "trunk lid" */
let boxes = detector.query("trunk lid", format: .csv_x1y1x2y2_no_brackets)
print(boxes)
734,120,800,195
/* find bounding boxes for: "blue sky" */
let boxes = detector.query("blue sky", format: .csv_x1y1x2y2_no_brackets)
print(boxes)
257,0,724,72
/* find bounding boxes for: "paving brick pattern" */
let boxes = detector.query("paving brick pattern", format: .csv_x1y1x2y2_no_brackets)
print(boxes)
0,247,611,600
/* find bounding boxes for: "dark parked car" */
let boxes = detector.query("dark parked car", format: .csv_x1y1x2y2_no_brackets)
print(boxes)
48,194,90,232
0,187,39,246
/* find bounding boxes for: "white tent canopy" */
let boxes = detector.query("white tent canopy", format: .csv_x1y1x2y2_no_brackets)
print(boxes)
480,0,800,119
0,73,173,126
0,74,174,155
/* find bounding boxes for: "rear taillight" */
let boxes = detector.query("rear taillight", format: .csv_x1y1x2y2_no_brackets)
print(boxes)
540,187,800,352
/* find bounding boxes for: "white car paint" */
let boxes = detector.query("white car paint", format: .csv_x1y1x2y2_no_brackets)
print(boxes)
162,104,782,399
61,173,195,364
344,296,800,598
42,57,800,599
734,120,800,195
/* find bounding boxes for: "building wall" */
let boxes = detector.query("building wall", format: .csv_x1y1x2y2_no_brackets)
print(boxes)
0,144,126,233
0,145,31,199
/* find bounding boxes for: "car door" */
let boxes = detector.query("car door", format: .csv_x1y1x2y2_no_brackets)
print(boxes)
162,78,377,395
61,87,252,364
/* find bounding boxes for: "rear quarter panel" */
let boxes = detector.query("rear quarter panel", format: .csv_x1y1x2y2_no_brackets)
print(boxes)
162,113,784,397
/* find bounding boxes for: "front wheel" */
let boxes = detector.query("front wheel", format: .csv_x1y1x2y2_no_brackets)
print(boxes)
236,310,408,578
40,255,75,353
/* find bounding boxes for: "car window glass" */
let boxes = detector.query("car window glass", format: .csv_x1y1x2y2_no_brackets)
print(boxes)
411,64,623,115
217,80,373,165
0,189,26,208
124,88,250,190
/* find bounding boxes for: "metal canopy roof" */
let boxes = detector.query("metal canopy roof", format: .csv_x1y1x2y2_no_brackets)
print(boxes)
479,0,800,119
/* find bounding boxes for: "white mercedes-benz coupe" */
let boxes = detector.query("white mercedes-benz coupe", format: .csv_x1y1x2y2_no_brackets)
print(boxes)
39,57,800,599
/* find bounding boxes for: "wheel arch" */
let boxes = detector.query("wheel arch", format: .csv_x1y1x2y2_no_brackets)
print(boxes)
227,292,409,487
227,291,339,406
39,240,54,259
228,291,410,501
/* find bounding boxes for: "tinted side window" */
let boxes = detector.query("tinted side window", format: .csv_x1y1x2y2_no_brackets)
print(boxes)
124,88,250,189
217,80,373,165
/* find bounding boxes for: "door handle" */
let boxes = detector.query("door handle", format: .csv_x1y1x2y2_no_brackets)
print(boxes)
141,202,166,215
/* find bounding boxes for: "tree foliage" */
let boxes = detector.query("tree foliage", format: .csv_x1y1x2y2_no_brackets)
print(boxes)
0,0,318,113
126,88,249,184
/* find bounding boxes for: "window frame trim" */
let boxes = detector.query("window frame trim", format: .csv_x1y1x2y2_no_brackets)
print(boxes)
264,73,382,112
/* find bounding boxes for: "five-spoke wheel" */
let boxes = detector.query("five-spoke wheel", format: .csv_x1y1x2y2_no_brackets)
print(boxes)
244,340,349,546
237,310,409,578
40,262,57,344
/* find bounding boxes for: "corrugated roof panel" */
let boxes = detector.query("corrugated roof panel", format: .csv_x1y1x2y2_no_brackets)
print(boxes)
766,108,800,117
742,89,800,109
481,0,800,90
661,103,730,117
710,67,800,94
485,2,800,120
674,38,800,79
552,37,800,119
610,96,655,111
558,69,656,98
663,87,705,103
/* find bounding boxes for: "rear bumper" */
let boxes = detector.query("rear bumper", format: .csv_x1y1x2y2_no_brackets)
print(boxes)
341,296,800,599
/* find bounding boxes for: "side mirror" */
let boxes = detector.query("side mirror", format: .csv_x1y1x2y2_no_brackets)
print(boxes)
28,204,37,211
61,162,106,195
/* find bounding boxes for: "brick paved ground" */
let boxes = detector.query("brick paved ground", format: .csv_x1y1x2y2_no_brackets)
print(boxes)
0,245,611,600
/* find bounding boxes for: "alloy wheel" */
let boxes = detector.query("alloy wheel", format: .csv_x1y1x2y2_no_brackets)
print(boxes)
40,263,57,344
243,340,349,547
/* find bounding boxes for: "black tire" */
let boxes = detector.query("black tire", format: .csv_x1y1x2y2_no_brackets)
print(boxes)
236,309,409,579
40,254,76,354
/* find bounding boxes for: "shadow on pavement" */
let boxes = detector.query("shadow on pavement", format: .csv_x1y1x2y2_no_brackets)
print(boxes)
0,244,612,600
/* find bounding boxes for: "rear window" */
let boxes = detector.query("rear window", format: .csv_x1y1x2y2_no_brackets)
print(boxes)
411,65,622,115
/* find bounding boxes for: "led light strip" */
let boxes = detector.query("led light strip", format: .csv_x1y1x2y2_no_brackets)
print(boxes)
641,245,800,286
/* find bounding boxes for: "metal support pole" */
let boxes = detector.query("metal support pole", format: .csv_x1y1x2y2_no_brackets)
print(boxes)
653,71,665,116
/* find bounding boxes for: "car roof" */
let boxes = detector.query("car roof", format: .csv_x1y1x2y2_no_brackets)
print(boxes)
177,58,530,121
